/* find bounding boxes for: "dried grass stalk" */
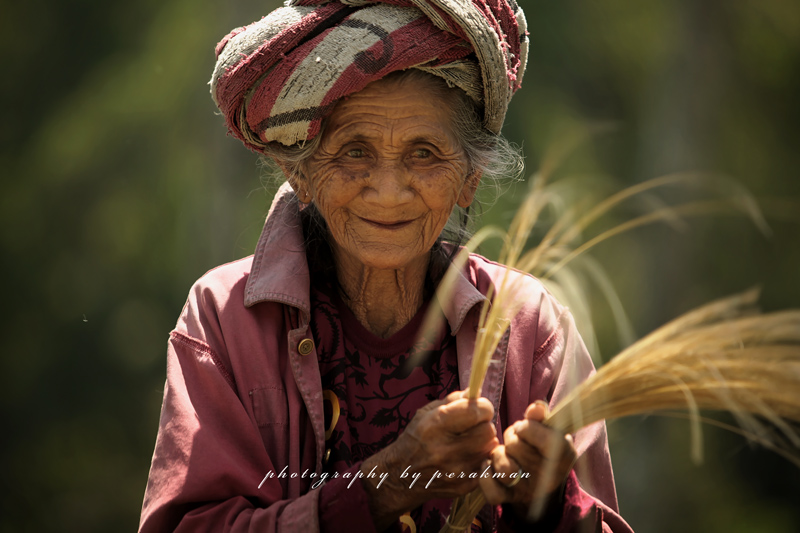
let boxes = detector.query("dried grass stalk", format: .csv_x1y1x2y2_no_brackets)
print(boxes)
438,162,798,531
544,290,800,451
441,290,800,532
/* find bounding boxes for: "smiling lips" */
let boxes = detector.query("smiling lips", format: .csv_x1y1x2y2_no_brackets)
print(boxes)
360,217,415,230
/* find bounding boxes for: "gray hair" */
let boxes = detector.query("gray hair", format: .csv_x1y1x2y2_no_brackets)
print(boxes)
259,69,524,243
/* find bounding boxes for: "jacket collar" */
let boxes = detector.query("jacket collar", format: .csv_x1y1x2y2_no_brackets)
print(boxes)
244,182,486,335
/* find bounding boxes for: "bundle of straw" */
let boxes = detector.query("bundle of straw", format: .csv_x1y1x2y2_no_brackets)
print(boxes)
543,288,800,459
436,165,799,532
441,288,800,532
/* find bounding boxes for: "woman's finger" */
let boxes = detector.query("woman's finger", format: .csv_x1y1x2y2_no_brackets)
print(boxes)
445,390,467,403
524,399,549,422
463,420,500,448
502,424,548,469
437,397,495,432
436,420,498,460
478,459,510,505
508,419,574,463
503,421,577,498
490,445,523,481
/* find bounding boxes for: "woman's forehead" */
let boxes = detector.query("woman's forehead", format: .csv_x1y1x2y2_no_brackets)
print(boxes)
323,77,456,143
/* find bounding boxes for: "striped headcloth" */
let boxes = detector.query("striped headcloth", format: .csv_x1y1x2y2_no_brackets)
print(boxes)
210,0,528,151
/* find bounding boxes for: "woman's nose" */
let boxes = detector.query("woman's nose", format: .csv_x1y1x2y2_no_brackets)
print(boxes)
362,160,414,206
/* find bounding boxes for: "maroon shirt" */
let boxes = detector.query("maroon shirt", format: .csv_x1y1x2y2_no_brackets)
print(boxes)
312,285,466,531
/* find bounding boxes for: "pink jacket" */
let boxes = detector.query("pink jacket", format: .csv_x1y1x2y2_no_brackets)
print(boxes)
140,184,632,532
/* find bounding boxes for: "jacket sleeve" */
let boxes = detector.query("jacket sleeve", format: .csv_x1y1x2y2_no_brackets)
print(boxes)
139,331,378,533
501,288,635,532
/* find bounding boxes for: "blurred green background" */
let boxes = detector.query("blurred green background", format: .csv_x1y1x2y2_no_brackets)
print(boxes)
1,0,798,531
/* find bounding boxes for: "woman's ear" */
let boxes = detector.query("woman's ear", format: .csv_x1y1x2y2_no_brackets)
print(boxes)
276,160,311,203
457,169,482,208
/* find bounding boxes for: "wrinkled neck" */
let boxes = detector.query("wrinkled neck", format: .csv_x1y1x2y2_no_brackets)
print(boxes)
333,250,429,338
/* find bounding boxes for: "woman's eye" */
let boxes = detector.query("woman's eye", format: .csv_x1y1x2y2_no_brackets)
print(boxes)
346,148,365,158
413,148,432,159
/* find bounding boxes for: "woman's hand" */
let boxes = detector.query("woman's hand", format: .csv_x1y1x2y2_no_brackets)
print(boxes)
479,400,577,522
360,390,498,529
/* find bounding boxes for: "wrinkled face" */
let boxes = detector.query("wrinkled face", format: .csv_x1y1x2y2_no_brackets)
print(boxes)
295,75,479,272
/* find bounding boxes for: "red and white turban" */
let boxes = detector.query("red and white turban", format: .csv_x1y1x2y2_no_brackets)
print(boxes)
210,0,528,151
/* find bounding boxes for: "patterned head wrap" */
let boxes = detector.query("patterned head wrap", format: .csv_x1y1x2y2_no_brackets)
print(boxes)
210,0,528,151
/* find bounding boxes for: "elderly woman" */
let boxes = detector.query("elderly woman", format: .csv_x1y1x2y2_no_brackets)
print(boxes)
140,0,633,531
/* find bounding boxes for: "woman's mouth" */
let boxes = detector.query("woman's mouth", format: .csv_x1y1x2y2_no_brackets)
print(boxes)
360,217,415,230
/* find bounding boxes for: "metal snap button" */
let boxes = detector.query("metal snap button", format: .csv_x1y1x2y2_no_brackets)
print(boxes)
297,338,315,356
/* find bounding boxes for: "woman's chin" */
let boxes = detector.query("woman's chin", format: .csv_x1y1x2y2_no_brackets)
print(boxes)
340,243,431,273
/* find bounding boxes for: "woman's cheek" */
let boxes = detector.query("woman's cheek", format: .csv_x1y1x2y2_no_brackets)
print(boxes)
308,166,334,196
310,168,348,212
417,168,464,207
327,209,355,247
314,165,367,203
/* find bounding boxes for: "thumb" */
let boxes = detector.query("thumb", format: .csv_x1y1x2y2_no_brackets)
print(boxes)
524,399,549,422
